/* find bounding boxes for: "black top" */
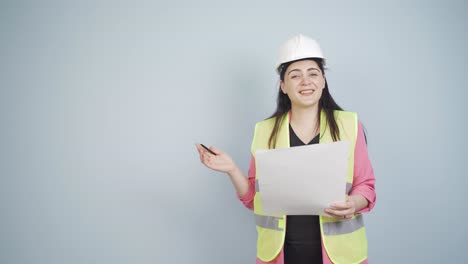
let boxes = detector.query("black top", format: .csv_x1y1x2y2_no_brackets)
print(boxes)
284,124,322,264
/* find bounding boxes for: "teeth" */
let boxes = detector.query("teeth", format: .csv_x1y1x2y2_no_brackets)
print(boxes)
300,90,314,94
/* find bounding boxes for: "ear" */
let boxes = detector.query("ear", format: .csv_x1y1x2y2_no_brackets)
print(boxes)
321,77,327,90
280,80,287,94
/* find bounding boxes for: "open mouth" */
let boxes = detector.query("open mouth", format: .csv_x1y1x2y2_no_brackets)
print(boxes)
299,89,314,95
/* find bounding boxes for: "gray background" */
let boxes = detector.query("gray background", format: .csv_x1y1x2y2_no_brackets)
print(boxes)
1,0,466,263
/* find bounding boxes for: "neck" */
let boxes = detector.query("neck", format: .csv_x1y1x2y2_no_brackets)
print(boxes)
289,104,320,132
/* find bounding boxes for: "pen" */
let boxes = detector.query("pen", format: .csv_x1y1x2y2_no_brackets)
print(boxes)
200,144,217,155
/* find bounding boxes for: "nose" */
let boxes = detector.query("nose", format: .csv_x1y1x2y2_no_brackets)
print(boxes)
301,75,312,86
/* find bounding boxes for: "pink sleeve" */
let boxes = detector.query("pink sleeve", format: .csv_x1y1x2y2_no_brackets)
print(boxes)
349,121,376,213
237,154,256,210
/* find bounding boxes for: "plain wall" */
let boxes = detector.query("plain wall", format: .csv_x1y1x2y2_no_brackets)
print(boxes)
1,0,467,263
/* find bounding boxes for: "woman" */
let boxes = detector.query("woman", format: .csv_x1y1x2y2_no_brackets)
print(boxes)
195,34,376,264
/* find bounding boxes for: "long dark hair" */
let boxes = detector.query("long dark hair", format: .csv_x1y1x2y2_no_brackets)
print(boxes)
268,58,343,148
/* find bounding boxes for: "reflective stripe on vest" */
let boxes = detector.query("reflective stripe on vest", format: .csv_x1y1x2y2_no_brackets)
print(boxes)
255,213,363,235
323,214,364,236
254,214,284,231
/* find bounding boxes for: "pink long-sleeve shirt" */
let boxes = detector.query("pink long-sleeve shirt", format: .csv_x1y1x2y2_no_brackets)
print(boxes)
238,121,376,264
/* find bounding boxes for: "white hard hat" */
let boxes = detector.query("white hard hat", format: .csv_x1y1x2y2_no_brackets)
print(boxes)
276,34,325,74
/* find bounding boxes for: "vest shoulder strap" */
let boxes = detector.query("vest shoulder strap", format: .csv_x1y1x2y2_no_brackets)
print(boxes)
251,116,280,153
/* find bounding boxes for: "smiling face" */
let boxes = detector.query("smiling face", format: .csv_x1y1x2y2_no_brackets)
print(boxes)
280,59,326,109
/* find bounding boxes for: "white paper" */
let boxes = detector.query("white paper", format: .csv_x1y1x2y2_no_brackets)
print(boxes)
255,141,350,215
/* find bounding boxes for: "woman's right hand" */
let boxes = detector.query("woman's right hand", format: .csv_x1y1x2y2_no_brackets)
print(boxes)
195,144,237,174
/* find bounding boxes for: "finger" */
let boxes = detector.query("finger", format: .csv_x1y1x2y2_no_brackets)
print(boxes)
325,208,353,218
198,146,210,163
201,145,216,157
202,152,210,165
200,153,206,164
195,144,204,156
196,144,208,157
206,154,215,166
196,147,204,163
331,214,352,220
209,146,222,155
330,200,352,210
324,209,342,219
196,144,214,156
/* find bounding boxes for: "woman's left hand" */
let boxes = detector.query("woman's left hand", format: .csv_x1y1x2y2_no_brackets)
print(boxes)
325,195,356,220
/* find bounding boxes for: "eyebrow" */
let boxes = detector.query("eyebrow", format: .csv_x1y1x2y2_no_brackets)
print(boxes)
287,67,321,76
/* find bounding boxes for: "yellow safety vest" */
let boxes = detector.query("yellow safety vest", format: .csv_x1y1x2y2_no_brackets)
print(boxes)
251,110,367,264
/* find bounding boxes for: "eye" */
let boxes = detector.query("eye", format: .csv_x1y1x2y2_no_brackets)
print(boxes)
309,73,318,77
291,75,299,79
